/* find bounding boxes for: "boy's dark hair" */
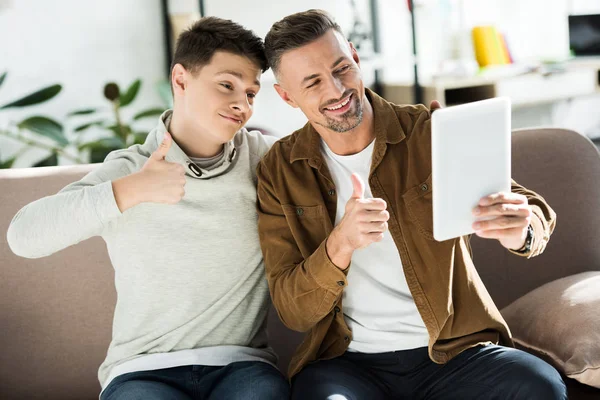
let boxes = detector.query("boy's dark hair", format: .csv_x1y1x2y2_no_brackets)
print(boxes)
171,16,268,75
265,9,343,75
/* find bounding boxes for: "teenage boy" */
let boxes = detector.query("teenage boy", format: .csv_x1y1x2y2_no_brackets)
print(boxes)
8,17,289,400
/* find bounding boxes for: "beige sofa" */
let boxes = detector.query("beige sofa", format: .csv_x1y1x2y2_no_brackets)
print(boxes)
1,128,599,399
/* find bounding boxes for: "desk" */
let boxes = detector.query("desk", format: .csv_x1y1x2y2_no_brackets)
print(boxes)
383,61,600,108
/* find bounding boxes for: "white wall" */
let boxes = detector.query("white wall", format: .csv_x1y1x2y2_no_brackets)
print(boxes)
2,0,600,168
0,0,167,166
378,0,598,83
202,0,600,137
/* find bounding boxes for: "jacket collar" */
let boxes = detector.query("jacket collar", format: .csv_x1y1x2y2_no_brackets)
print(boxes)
290,88,406,165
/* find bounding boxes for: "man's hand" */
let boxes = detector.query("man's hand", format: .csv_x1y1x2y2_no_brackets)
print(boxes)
472,192,532,251
326,173,390,269
113,132,187,212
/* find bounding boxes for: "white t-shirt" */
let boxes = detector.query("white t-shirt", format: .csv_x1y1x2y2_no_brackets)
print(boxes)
321,139,429,353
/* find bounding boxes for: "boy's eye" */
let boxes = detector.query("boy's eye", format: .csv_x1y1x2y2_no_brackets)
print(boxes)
220,83,233,90
247,93,256,99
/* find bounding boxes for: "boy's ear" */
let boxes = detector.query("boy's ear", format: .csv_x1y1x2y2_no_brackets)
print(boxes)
171,63,187,95
274,83,298,108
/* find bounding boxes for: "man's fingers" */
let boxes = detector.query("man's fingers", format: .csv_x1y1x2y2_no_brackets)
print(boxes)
366,232,385,242
367,221,388,233
429,100,442,112
473,203,532,218
151,132,173,160
475,226,525,240
358,198,387,211
479,192,527,206
358,210,389,223
473,216,531,232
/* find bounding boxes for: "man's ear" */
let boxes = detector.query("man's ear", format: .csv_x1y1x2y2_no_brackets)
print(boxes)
274,83,298,109
171,63,187,96
349,42,361,67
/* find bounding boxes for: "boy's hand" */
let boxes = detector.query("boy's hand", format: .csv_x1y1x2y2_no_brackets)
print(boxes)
113,132,186,212
326,173,389,270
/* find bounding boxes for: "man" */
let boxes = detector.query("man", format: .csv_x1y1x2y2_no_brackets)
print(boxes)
256,9,566,400
7,17,289,400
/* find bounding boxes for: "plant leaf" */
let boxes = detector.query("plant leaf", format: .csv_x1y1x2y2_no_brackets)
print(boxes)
106,124,131,139
133,108,165,120
74,120,105,132
0,156,16,169
133,132,148,145
119,79,141,107
0,72,7,89
18,116,68,146
68,108,97,116
156,80,173,108
78,136,126,151
33,152,58,167
0,84,62,109
80,137,126,163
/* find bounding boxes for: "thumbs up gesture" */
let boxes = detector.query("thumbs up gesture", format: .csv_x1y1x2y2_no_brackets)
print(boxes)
140,132,187,204
113,132,187,212
326,173,390,269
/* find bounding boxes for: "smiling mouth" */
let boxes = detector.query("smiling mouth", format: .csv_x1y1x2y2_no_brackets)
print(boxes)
323,93,353,113
220,114,242,124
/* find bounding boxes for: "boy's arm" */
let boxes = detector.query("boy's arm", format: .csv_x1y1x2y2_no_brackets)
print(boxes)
7,158,130,259
7,132,185,259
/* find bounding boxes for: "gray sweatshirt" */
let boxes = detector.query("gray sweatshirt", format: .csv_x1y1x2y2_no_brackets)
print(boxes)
7,111,278,389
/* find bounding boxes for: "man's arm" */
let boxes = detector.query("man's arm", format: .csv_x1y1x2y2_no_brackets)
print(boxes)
256,161,347,332
472,179,556,258
257,162,389,332
509,179,556,258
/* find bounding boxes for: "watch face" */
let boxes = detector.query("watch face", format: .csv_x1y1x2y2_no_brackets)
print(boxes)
525,225,534,250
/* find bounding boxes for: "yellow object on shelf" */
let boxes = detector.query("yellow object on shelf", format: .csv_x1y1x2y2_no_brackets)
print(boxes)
472,26,510,67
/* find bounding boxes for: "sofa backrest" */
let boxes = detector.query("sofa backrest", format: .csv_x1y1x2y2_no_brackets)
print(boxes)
1,165,113,399
0,164,302,400
3,128,597,399
471,128,600,309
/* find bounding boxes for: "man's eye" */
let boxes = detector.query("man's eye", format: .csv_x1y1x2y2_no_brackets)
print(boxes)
336,65,350,74
220,83,233,90
307,80,320,89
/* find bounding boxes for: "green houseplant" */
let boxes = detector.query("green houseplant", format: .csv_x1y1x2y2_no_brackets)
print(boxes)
0,71,168,168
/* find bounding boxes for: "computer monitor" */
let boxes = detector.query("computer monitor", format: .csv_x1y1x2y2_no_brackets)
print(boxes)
569,14,600,56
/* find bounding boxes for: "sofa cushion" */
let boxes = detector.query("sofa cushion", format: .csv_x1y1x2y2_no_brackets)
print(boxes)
501,271,600,388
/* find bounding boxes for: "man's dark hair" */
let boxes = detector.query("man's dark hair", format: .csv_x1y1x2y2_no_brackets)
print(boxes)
171,16,268,75
265,9,343,75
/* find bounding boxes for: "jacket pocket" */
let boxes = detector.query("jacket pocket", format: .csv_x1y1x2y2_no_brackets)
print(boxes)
281,204,329,255
403,174,434,240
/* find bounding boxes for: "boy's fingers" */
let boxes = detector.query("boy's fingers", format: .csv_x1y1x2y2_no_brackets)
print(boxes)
151,132,172,160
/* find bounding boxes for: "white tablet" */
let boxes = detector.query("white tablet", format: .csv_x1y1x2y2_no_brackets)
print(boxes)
431,97,511,242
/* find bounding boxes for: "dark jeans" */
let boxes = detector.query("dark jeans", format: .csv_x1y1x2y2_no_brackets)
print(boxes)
101,361,290,400
292,345,567,400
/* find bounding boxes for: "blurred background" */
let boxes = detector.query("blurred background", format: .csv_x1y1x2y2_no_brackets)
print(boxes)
1,0,600,168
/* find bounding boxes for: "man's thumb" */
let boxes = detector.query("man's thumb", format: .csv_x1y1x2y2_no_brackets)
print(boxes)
429,100,442,113
350,173,365,199
152,132,172,160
